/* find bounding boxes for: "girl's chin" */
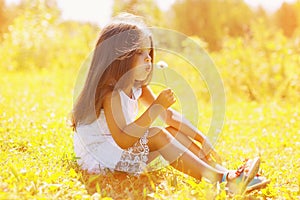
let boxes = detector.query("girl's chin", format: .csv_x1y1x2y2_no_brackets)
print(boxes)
135,76,149,82
135,79,146,82
135,77,147,82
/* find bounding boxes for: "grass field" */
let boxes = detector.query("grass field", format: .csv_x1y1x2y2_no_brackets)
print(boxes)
1,69,299,199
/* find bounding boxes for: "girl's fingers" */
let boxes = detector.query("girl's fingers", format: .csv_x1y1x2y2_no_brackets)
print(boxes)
157,89,176,108
168,96,176,103
165,88,174,95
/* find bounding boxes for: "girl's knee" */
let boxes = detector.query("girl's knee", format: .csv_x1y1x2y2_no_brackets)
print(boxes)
148,127,173,150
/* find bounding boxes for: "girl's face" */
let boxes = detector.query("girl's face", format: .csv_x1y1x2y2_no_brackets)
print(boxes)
132,38,152,82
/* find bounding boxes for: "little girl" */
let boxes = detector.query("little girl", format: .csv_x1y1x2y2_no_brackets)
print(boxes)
72,13,267,195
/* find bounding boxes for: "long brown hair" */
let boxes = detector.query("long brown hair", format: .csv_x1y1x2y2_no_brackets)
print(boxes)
71,14,154,129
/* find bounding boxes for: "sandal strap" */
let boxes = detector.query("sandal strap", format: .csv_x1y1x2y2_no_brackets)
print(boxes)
221,172,228,183
235,165,245,176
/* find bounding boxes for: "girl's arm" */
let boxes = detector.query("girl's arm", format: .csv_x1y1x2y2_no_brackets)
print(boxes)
139,86,207,143
140,86,222,163
103,88,175,149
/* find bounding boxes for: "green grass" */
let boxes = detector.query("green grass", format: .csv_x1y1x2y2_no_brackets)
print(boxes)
1,69,299,199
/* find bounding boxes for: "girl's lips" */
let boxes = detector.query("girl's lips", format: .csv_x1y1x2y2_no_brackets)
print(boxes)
145,65,152,72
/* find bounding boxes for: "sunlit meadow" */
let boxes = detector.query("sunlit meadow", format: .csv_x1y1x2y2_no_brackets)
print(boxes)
1,0,300,199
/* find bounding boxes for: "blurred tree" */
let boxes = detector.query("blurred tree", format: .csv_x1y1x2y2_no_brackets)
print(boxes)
0,0,98,71
113,0,166,27
245,6,270,42
0,0,27,34
0,0,8,38
275,2,298,37
0,0,59,69
294,1,300,37
170,0,253,51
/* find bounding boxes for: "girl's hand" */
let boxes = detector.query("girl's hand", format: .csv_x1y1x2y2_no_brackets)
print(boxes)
154,88,176,109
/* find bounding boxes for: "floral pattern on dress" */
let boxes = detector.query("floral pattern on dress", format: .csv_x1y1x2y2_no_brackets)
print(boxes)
115,130,149,174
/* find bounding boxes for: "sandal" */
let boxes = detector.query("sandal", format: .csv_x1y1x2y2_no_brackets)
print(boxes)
246,175,270,193
222,157,260,195
235,158,270,193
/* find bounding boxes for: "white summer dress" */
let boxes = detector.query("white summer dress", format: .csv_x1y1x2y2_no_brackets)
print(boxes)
73,87,167,174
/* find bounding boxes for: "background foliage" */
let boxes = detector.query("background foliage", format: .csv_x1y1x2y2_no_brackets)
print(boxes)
1,0,299,199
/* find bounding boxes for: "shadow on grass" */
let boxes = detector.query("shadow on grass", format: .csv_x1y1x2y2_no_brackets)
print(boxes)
64,156,165,199
79,170,166,199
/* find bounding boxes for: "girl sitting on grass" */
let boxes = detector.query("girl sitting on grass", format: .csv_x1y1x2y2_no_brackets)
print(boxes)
71,13,269,195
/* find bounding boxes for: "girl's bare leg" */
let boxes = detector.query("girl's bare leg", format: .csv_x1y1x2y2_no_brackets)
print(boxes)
166,126,211,162
147,127,224,182
166,126,228,172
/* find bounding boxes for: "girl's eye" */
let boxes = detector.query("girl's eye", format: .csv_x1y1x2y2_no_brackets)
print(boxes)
136,49,150,55
136,49,143,54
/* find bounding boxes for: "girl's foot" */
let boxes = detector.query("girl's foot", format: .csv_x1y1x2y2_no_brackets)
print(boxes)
223,157,260,195
233,158,270,193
